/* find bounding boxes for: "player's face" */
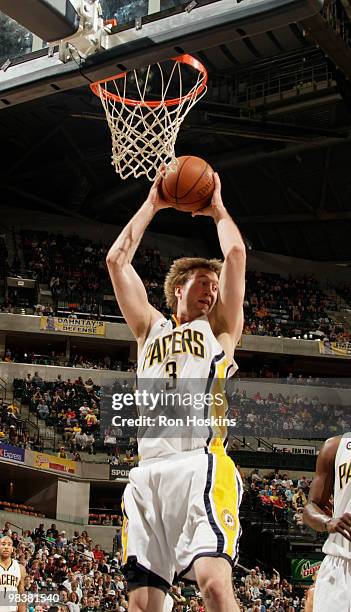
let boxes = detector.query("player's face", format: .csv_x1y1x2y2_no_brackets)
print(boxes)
0,537,13,559
177,269,219,319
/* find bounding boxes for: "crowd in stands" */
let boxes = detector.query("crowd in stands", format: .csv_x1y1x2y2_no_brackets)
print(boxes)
234,566,310,611
335,282,351,307
11,373,351,459
243,271,347,341
240,469,315,530
228,387,351,438
19,231,168,316
14,373,101,455
0,519,312,611
0,521,130,612
0,229,348,342
0,397,43,452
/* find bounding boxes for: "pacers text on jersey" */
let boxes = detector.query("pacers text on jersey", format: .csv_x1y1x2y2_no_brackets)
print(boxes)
142,329,205,370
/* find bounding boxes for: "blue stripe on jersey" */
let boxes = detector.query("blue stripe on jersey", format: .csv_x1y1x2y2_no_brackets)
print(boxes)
204,351,225,446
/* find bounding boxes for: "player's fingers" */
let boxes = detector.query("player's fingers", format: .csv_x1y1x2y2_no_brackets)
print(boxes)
342,513,351,523
213,172,221,191
337,521,351,540
338,527,351,541
212,172,221,197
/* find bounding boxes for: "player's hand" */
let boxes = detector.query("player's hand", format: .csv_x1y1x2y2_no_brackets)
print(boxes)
326,512,351,540
192,172,226,219
145,174,172,212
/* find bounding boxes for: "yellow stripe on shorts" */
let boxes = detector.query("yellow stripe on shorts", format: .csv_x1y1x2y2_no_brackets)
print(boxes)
210,453,241,559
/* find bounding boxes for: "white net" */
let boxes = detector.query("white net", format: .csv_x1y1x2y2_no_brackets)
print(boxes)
91,56,207,181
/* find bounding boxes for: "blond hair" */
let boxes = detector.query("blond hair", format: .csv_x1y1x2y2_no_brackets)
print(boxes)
164,257,222,313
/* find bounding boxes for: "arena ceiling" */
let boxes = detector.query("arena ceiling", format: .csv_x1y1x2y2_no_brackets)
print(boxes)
1,1,351,262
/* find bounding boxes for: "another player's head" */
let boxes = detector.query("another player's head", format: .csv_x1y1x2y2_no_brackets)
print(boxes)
164,257,222,320
0,536,13,559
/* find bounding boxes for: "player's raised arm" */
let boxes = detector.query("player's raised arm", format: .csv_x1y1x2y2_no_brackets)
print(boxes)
303,436,350,535
106,177,170,346
193,172,246,346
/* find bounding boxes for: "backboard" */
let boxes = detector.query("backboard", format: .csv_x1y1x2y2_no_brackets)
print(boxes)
0,0,324,109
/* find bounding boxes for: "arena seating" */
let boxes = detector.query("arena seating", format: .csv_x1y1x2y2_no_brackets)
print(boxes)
243,271,346,340
10,374,350,462
0,520,310,611
228,388,351,439
0,399,43,451
0,229,346,342
0,501,45,518
0,237,9,280
336,283,351,307
19,230,168,316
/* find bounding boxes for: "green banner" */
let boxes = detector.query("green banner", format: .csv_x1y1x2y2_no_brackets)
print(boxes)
291,559,321,584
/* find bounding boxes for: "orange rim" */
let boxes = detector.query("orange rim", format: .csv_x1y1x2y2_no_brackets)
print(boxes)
90,54,207,108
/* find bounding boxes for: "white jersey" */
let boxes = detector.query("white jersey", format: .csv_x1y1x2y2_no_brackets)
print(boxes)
136,315,237,461
323,435,351,559
0,559,21,612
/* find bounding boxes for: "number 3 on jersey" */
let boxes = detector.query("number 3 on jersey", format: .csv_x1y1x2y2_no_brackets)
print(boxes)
165,361,177,389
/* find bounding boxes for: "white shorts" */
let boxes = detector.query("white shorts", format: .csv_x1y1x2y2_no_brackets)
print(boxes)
314,555,351,612
121,446,242,586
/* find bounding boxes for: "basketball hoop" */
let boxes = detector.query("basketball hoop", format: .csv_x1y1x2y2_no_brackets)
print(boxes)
90,54,208,181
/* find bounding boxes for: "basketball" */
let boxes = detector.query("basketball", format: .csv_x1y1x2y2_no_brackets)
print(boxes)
161,156,215,212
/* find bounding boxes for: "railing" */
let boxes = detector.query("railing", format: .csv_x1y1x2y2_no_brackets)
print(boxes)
256,437,274,451
231,436,253,451
0,377,7,399
25,412,57,451
13,387,46,450
0,520,25,535
208,48,335,114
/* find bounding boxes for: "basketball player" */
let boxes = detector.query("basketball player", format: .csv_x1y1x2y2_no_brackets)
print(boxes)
303,434,351,611
0,536,26,612
107,171,245,612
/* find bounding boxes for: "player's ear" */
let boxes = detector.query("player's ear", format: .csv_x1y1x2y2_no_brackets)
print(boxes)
175,286,182,299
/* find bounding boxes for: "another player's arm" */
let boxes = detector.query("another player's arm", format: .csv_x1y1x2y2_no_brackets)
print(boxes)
194,173,246,347
106,177,170,346
17,565,26,612
305,586,314,612
304,436,351,539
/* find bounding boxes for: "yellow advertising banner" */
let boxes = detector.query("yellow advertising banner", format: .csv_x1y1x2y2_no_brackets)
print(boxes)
319,339,351,357
33,452,76,474
40,316,106,336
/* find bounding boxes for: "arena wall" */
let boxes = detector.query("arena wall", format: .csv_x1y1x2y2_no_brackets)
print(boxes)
234,379,351,405
0,361,135,388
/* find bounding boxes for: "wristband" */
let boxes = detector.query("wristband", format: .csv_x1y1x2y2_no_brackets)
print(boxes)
324,518,332,532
